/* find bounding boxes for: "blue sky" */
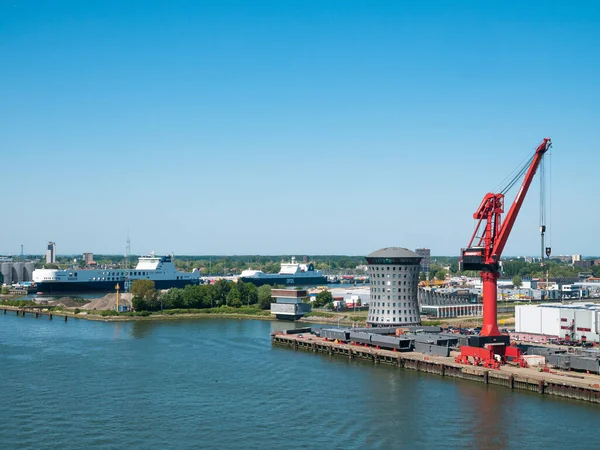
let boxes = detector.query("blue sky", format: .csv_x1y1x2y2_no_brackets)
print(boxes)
1,1,598,257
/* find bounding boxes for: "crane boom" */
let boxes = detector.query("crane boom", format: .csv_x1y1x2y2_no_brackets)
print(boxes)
492,138,552,259
460,138,552,337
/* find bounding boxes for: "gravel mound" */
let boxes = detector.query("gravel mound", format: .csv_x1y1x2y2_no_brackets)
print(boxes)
52,297,90,308
82,293,132,310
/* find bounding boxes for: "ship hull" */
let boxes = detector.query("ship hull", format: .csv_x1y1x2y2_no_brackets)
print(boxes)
239,276,327,287
34,279,200,294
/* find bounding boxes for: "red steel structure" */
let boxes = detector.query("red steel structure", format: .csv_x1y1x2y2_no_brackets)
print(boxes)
460,138,552,337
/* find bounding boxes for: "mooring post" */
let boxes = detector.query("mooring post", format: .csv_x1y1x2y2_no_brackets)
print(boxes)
509,374,514,389
440,364,446,377
484,371,489,384
3,308,6,314
35,312,39,318
64,315,68,322
49,313,52,320
538,380,544,394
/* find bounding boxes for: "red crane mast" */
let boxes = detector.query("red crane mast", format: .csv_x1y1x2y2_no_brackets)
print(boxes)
460,138,552,337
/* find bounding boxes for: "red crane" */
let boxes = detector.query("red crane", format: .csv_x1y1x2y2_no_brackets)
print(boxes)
460,137,551,341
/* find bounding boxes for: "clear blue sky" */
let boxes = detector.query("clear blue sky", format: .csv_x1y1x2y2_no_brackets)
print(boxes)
1,1,598,257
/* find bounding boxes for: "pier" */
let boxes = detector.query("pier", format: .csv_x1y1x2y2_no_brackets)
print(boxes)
2,306,67,321
272,333,600,404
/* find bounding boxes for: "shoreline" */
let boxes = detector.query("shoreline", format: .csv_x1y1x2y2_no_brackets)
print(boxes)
0,305,365,326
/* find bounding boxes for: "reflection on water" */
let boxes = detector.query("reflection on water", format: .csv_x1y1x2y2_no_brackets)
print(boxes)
130,320,155,339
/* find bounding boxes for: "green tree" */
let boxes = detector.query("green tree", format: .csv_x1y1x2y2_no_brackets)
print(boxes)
258,285,272,309
434,270,447,281
246,283,258,306
419,272,427,282
314,290,333,308
131,279,158,311
226,283,242,307
512,275,523,289
131,279,156,300
213,279,230,306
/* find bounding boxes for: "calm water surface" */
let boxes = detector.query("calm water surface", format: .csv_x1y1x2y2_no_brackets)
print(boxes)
1,313,598,449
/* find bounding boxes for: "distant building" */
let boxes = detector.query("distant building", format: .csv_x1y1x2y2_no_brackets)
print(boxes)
415,248,431,273
46,242,56,264
574,260,592,270
572,254,582,264
83,252,94,265
366,247,421,327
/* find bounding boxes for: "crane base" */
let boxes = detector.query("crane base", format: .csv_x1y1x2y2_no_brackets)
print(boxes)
456,336,523,369
465,335,510,348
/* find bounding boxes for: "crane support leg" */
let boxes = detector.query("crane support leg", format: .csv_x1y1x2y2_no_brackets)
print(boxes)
481,270,500,337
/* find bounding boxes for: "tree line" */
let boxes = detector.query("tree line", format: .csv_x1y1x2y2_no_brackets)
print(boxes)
130,279,273,312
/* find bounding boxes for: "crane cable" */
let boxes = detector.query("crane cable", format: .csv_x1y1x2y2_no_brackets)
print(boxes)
499,152,536,195
493,149,535,194
548,150,552,249
540,153,546,233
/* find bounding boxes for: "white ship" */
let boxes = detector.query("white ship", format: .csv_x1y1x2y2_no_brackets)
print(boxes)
239,257,327,287
32,254,200,294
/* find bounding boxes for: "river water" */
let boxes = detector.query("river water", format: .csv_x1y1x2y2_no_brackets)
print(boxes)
1,313,598,449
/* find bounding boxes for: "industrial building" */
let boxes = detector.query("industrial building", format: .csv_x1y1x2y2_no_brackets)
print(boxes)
46,242,56,264
83,252,95,265
366,247,421,327
514,303,600,343
0,257,36,285
420,303,483,319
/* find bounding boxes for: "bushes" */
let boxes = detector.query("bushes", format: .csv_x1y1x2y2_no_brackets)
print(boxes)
0,299,38,308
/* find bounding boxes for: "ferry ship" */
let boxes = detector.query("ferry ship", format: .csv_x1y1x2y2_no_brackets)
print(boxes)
32,254,200,294
239,257,327,287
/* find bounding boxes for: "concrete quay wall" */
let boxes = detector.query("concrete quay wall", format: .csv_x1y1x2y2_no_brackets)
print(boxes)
271,334,600,404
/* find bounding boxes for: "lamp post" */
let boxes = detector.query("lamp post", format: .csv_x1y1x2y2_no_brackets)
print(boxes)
115,283,120,312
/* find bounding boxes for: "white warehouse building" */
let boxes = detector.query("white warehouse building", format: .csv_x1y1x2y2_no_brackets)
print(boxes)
514,304,600,343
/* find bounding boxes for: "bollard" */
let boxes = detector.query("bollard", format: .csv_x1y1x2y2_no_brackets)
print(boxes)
3,308,6,314
35,312,39,318
484,371,489,384
49,313,53,320
64,315,68,322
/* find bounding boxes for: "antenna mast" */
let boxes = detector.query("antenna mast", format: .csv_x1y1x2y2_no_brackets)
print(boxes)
124,232,131,291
